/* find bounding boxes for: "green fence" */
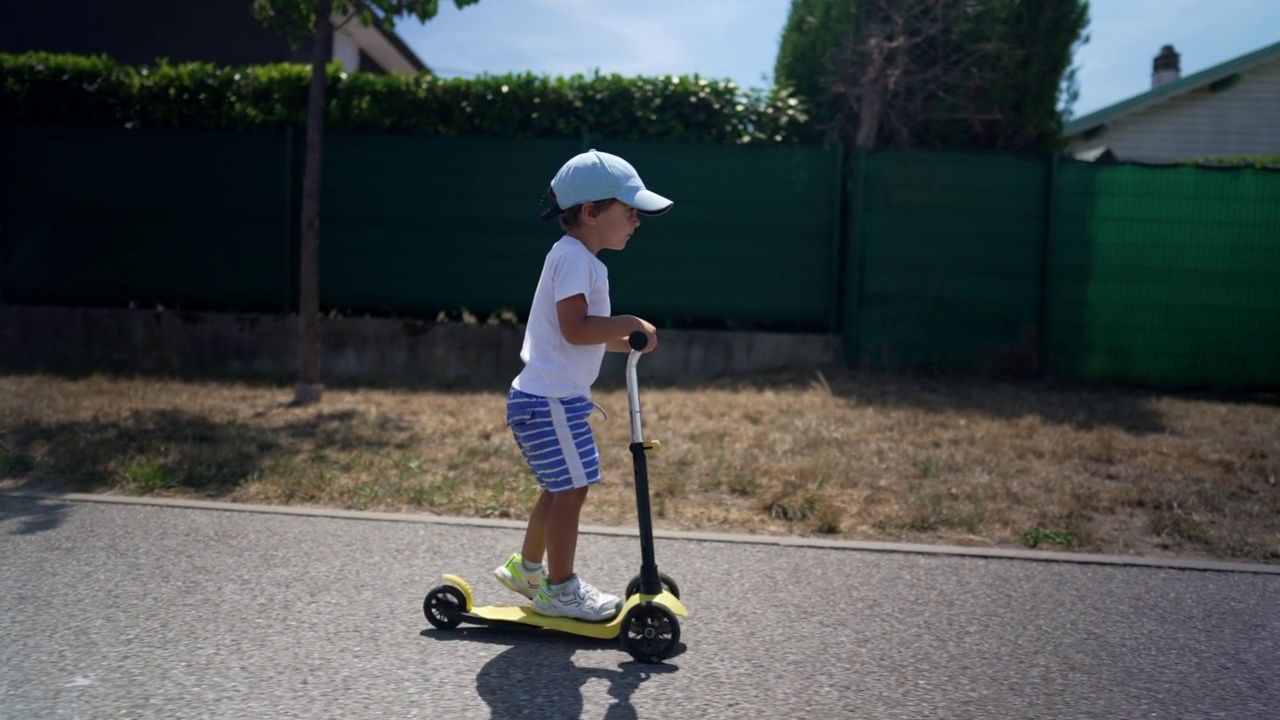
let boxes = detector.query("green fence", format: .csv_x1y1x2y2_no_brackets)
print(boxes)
318,135,841,329
1049,161,1280,389
1,125,293,311
0,125,839,331
845,151,1049,375
2,124,1277,390
318,134,584,319
841,149,1280,390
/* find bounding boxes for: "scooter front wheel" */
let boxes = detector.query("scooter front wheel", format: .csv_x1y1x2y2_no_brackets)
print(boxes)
625,572,680,600
423,584,467,630
620,602,680,663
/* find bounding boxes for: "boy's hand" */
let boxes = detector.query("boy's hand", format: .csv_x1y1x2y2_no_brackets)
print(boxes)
634,318,658,353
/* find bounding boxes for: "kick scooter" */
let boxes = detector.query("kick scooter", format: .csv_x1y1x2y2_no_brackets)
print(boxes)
423,331,687,663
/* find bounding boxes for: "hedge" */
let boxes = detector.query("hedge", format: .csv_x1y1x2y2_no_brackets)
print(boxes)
1,52,811,144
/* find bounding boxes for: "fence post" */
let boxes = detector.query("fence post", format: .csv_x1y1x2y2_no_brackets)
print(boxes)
0,121,7,305
283,125,294,313
284,124,304,314
827,142,846,335
841,146,868,367
1037,153,1060,379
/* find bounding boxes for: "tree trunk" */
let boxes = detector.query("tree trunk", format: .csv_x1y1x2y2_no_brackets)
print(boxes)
294,0,333,406
855,34,886,150
855,83,883,150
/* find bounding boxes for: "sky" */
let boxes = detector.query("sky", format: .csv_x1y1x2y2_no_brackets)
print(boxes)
397,0,1280,119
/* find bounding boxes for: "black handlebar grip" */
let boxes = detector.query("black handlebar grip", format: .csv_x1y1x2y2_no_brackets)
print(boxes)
628,331,649,351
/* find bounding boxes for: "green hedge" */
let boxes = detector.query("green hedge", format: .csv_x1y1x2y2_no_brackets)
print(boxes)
1177,153,1280,170
1,52,811,144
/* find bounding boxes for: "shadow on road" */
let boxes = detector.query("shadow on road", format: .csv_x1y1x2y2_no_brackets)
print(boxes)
0,406,414,498
421,627,681,719
0,494,70,535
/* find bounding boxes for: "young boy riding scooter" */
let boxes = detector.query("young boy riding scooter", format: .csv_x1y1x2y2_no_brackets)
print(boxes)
493,149,673,622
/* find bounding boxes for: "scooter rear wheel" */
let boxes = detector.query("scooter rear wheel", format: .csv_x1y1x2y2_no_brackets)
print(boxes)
423,585,467,630
625,572,680,600
620,602,680,663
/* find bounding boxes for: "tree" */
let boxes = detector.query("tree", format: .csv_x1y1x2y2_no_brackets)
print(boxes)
776,0,1089,153
251,0,479,405
774,0,859,143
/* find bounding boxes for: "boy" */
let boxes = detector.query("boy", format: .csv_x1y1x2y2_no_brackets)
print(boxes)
494,149,672,622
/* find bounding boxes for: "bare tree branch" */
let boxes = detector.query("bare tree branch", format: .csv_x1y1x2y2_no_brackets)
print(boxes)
829,0,1015,151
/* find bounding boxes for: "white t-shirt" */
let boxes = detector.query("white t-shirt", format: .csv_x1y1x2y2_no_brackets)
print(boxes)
512,236,611,399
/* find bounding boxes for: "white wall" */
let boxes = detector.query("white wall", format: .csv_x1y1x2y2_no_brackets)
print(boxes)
333,30,361,72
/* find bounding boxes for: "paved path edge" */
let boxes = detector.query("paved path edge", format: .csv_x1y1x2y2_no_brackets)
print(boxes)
4,490,1277,575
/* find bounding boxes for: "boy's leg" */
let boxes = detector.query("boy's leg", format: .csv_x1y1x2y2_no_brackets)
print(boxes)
534,485,621,621
544,486,589,585
520,489,553,564
494,490,550,599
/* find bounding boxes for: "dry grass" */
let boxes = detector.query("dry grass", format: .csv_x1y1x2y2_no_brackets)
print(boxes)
1,370,1277,563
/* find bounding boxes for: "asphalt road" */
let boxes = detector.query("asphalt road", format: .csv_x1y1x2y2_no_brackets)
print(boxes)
2,495,1278,719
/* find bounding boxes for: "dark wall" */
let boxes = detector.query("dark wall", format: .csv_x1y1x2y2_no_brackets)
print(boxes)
0,0,304,67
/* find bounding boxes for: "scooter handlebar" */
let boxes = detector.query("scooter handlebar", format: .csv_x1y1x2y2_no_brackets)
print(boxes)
628,331,649,351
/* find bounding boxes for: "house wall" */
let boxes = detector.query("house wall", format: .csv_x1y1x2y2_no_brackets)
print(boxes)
0,0,305,67
333,31,362,73
1069,57,1280,164
0,1,414,74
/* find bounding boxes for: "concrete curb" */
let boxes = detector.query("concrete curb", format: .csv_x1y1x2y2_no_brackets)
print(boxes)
4,491,1278,576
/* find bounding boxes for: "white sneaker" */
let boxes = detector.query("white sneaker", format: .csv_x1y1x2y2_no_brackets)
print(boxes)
494,553,545,600
533,575,622,622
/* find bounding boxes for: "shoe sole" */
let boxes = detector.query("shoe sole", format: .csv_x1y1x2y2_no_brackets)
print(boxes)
531,599,623,623
531,607,619,623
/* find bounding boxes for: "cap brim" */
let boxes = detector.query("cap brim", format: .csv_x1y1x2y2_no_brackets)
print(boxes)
630,188,673,216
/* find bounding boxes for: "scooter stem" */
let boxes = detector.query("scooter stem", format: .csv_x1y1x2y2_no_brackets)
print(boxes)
626,331,663,596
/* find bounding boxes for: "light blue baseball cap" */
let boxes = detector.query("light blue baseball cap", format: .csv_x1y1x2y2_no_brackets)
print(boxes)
539,149,674,222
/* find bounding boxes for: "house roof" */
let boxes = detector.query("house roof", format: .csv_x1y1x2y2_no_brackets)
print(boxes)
334,11,428,74
1065,39,1280,136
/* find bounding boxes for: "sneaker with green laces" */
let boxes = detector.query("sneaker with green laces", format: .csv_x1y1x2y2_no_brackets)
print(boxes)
494,553,545,600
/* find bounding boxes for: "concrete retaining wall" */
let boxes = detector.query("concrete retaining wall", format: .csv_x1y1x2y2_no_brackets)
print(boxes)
0,306,841,386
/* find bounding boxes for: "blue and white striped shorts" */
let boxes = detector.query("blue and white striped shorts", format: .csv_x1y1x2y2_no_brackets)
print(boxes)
506,389,601,493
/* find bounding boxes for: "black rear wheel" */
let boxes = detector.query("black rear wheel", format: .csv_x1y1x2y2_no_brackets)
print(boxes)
423,585,466,630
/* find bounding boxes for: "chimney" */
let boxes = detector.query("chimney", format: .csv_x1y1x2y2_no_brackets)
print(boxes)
1152,45,1181,88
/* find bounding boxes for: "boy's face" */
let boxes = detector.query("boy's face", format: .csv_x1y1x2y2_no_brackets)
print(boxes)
590,201,641,251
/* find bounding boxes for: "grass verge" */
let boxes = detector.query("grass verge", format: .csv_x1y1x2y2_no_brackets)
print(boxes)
1,371,1277,563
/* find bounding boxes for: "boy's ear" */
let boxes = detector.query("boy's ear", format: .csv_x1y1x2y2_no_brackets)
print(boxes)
581,201,601,225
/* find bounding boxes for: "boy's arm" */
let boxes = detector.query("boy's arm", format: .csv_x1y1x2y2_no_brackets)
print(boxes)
556,294,657,351
604,337,635,353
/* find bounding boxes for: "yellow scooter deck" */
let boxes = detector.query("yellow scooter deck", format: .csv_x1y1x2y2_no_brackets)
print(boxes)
443,574,688,640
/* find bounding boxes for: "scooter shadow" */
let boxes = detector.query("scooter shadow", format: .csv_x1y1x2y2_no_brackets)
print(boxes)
421,627,683,719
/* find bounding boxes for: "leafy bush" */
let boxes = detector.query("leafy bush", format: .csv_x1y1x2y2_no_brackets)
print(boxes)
1,52,810,144
1177,153,1280,170
0,52,136,126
